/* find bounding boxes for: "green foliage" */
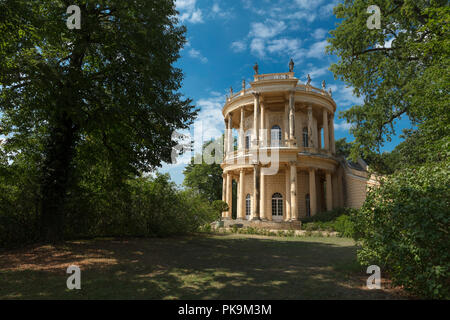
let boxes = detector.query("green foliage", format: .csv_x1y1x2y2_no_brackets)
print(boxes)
183,139,224,202
212,200,229,221
353,161,450,299
300,207,352,223
335,138,353,159
0,0,196,241
301,208,356,238
327,0,449,162
0,170,217,247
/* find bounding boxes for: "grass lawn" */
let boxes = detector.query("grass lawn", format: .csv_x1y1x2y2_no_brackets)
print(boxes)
0,233,408,299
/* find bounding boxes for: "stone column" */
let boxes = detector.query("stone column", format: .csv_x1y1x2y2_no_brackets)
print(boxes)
260,100,266,147
253,93,260,147
290,162,298,220
289,91,295,145
252,165,260,220
285,166,291,221
239,108,245,150
238,169,245,219
224,118,228,155
226,173,232,219
284,99,290,146
323,109,329,151
309,168,317,216
260,169,267,220
330,114,335,154
326,172,333,211
307,105,314,148
227,115,233,153
236,176,240,219
222,174,227,219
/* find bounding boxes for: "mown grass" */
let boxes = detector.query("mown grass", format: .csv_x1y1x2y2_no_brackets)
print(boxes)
0,234,408,299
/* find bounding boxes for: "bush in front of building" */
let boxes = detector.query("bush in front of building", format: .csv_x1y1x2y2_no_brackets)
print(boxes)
301,208,356,237
352,161,450,299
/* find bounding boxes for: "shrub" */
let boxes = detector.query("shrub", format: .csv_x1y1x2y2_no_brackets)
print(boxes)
300,207,350,223
333,215,354,238
353,161,450,299
301,208,356,238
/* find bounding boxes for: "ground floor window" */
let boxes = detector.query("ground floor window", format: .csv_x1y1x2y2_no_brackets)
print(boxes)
272,193,283,219
245,194,251,217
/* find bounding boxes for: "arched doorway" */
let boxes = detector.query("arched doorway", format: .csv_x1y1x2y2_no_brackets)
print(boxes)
272,193,283,221
245,194,251,219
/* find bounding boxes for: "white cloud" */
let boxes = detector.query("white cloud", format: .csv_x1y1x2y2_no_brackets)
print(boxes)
295,0,324,9
195,94,226,141
210,2,234,19
188,48,208,63
250,38,265,57
285,11,317,23
311,28,328,40
267,38,302,54
318,0,339,19
333,85,365,107
306,40,328,58
302,65,330,80
231,40,247,52
334,121,352,131
176,0,203,24
249,20,286,39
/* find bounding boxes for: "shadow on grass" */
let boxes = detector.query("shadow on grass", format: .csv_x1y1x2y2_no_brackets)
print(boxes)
0,235,405,299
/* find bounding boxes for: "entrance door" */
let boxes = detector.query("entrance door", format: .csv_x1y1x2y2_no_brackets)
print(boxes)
272,193,283,221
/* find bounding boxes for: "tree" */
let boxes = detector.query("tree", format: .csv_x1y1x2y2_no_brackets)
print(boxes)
328,1,450,298
353,161,450,299
183,139,223,203
327,0,449,162
0,0,196,241
335,138,353,159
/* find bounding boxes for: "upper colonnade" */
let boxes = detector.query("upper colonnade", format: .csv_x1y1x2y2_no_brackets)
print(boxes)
222,63,337,159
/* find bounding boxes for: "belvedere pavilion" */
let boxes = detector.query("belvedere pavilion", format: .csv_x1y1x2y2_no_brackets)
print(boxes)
220,62,377,229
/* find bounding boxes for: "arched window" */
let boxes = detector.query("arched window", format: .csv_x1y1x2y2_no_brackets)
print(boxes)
245,194,251,217
245,132,251,149
306,194,311,217
271,125,282,147
272,193,283,219
303,127,309,147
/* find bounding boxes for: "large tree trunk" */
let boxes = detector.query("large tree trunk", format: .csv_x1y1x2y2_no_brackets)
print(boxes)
40,113,78,242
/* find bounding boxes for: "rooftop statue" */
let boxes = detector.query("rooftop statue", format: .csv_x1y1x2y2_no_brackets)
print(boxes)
289,59,294,72
322,80,326,91
306,74,311,86
253,62,259,75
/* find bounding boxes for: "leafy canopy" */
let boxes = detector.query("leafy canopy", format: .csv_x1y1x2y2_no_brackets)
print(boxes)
327,0,449,161
0,0,196,173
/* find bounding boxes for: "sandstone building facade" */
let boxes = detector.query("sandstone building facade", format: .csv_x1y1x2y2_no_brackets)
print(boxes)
221,66,376,228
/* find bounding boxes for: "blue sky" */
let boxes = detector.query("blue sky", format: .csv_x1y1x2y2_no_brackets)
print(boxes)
159,0,411,185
